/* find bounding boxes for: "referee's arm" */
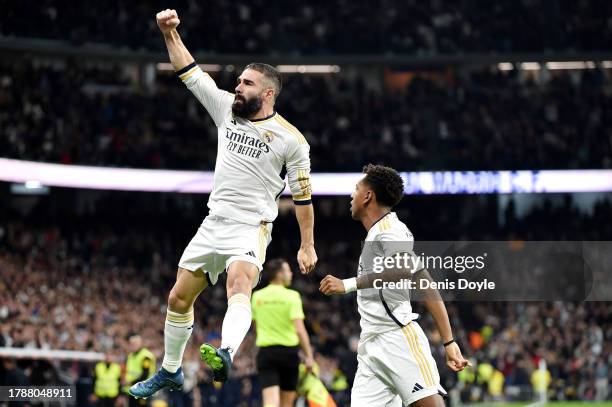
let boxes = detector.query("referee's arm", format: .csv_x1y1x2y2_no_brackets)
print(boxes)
294,318,314,371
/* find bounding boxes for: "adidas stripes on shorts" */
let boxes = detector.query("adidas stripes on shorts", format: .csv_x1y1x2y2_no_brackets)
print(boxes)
178,215,272,287
351,321,447,406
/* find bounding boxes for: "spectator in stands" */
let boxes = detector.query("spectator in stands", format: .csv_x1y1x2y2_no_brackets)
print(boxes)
1,60,611,172
2,1,611,55
1,192,611,405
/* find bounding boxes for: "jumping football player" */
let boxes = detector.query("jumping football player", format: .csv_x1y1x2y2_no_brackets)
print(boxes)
129,8,317,399
320,164,469,407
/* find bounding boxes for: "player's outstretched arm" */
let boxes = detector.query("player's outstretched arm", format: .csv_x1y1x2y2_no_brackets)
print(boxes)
156,9,194,71
156,9,233,127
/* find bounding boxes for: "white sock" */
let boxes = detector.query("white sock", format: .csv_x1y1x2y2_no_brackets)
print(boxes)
220,293,252,361
161,308,194,373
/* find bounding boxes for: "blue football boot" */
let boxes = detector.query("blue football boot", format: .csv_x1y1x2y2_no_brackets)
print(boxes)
128,367,183,399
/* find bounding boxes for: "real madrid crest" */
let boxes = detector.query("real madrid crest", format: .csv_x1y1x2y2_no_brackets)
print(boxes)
263,131,275,143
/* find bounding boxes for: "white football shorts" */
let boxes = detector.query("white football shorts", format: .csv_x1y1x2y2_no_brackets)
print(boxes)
178,215,272,287
351,321,447,406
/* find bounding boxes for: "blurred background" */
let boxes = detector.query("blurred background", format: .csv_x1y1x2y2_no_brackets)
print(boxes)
0,1,611,406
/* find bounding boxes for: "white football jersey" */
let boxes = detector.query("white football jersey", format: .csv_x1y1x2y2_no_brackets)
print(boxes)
178,63,312,225
357,212,419,342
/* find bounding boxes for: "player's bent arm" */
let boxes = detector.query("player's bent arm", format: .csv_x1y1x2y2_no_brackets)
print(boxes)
320,267,416,295
293,319,314,367
355,267,417,290
334,250,419,291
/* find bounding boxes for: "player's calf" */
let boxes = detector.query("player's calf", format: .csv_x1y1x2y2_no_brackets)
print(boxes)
219,261,259,360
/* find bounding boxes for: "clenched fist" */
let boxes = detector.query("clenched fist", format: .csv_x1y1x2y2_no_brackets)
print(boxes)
297,245,317,275
444,342,471,372
156,9,180,34
319,275,346,295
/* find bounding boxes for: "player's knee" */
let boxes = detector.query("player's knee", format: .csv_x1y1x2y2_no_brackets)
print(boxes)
168,287,192,313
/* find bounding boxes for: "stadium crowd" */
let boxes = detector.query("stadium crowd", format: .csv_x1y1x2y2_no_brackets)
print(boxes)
0,192,610,405
1,59,611,171
2,1,611,405
2,0,612,55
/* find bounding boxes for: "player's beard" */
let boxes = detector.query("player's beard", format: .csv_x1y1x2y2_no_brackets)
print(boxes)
232,94,263,119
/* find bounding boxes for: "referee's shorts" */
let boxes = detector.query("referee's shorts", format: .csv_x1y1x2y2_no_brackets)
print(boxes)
256,345,300,391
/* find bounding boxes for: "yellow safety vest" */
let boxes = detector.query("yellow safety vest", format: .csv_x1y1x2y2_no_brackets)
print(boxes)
94,362,121,398
531,369,551,392
331,370,348,392
297,363,337,407
477,363,494,384
488,369,504,396
126,348,156,385
458,365,476,383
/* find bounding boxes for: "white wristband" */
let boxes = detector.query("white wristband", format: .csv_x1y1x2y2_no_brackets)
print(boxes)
342,277,357,293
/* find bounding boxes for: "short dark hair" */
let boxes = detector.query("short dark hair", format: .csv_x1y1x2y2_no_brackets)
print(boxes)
264,258,287,282
362,164,404,208
244,62,282,98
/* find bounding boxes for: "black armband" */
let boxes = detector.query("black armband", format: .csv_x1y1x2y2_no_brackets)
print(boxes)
175,61,197,77
443,339,456,347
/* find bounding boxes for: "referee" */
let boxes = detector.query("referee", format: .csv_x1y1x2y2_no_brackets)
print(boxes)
252,258,314,407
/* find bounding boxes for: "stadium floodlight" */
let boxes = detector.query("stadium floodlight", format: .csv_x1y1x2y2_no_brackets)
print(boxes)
275,65,341,74
10,180,49,195
25,180,42,189
156,63,341,74
500,60,612,72
157,62,223,72
546,61,596,70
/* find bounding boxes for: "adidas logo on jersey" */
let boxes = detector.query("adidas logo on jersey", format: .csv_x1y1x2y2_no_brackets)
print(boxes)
412,383,424,393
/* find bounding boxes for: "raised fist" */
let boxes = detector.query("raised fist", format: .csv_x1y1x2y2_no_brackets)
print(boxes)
156,9,180,34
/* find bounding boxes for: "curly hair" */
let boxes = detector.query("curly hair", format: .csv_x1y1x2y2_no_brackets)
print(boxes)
362,164,404,208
